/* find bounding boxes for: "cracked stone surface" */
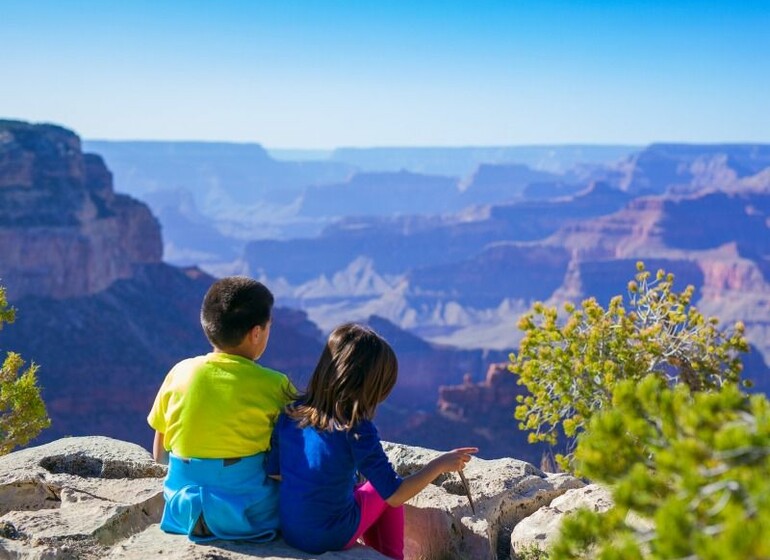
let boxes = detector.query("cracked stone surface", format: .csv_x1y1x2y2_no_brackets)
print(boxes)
0,437,167,559
0,437,390,559
105,524,387,560
383,442,585,560
510,484,613,557
1,437,585,560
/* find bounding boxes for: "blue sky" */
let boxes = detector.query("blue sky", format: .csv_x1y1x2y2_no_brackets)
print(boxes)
1,0,768,148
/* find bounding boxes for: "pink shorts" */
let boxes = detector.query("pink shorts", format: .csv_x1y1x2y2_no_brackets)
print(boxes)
344,481,404,560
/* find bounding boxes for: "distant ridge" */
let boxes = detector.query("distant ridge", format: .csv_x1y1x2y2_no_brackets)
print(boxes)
83,139,355,201
616,143,770,194
329,145,640,176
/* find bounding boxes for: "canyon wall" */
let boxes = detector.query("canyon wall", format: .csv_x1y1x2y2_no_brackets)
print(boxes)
0,121,162,300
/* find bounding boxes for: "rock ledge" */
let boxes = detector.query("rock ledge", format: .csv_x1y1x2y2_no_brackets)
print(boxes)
0,437,588,559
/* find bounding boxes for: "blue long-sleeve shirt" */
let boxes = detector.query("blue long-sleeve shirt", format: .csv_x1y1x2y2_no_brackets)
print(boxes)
266,413,402,554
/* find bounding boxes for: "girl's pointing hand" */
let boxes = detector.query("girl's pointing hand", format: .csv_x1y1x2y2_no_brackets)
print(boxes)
435,447,479,473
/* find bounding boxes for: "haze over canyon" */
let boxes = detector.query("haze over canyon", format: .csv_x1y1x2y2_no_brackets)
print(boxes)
1,119,769,463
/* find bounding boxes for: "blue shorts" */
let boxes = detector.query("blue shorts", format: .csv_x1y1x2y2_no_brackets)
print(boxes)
161,453,279,542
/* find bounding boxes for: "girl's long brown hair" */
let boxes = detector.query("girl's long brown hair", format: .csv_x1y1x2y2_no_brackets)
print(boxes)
287,323,398,431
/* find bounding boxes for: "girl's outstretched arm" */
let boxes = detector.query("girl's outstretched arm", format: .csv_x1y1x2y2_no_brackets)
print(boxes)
385,447,478,507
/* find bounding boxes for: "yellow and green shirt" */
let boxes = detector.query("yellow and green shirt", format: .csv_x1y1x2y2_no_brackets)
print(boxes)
147,352,293,459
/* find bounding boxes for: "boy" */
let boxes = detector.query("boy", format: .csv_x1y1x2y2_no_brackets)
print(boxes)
147,276,293,542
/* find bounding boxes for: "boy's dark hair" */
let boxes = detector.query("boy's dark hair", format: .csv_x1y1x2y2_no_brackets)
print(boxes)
200,276,274,349
288,323,398,431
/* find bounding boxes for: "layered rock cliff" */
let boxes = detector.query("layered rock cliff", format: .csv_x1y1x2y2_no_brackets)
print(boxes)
542,189,770,379
615,143,770,194
0,121,161,300
383,364,548,465
0,122,322,447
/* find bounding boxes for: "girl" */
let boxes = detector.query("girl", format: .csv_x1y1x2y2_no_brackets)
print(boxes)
267,322,477,560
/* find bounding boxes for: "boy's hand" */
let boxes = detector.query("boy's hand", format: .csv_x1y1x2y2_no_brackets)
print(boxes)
153,431,169,465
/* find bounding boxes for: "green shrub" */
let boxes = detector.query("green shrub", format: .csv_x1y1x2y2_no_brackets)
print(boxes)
0,285,50,454
550,375,770,559
509,262,748,467
510,262,767,558
516,543,552,560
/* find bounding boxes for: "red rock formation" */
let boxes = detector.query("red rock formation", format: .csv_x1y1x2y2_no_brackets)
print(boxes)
0,121,161,299
376,362,547,463
699,248,768,293
615,143,770,194
437,363,523,421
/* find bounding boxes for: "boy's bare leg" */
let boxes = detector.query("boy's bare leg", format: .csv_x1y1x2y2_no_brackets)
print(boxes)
191,513,212,537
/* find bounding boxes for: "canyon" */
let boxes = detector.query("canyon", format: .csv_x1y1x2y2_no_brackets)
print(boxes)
1,120,769,464
0,121,514,457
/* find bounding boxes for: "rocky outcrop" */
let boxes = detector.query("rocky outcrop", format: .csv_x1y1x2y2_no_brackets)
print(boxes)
413,364,548,463
0,437,587,560
299,170,462,218
384,442,584,560
0,437,165,559
615,143,770,195
510,484,612,557
541,189,770,373
363,316,509,404
437,364,520,421
698,250,769,293
0,437,386,559
0,121,162,300
407,244,571,307
459,164,560,205
375,363,547,466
